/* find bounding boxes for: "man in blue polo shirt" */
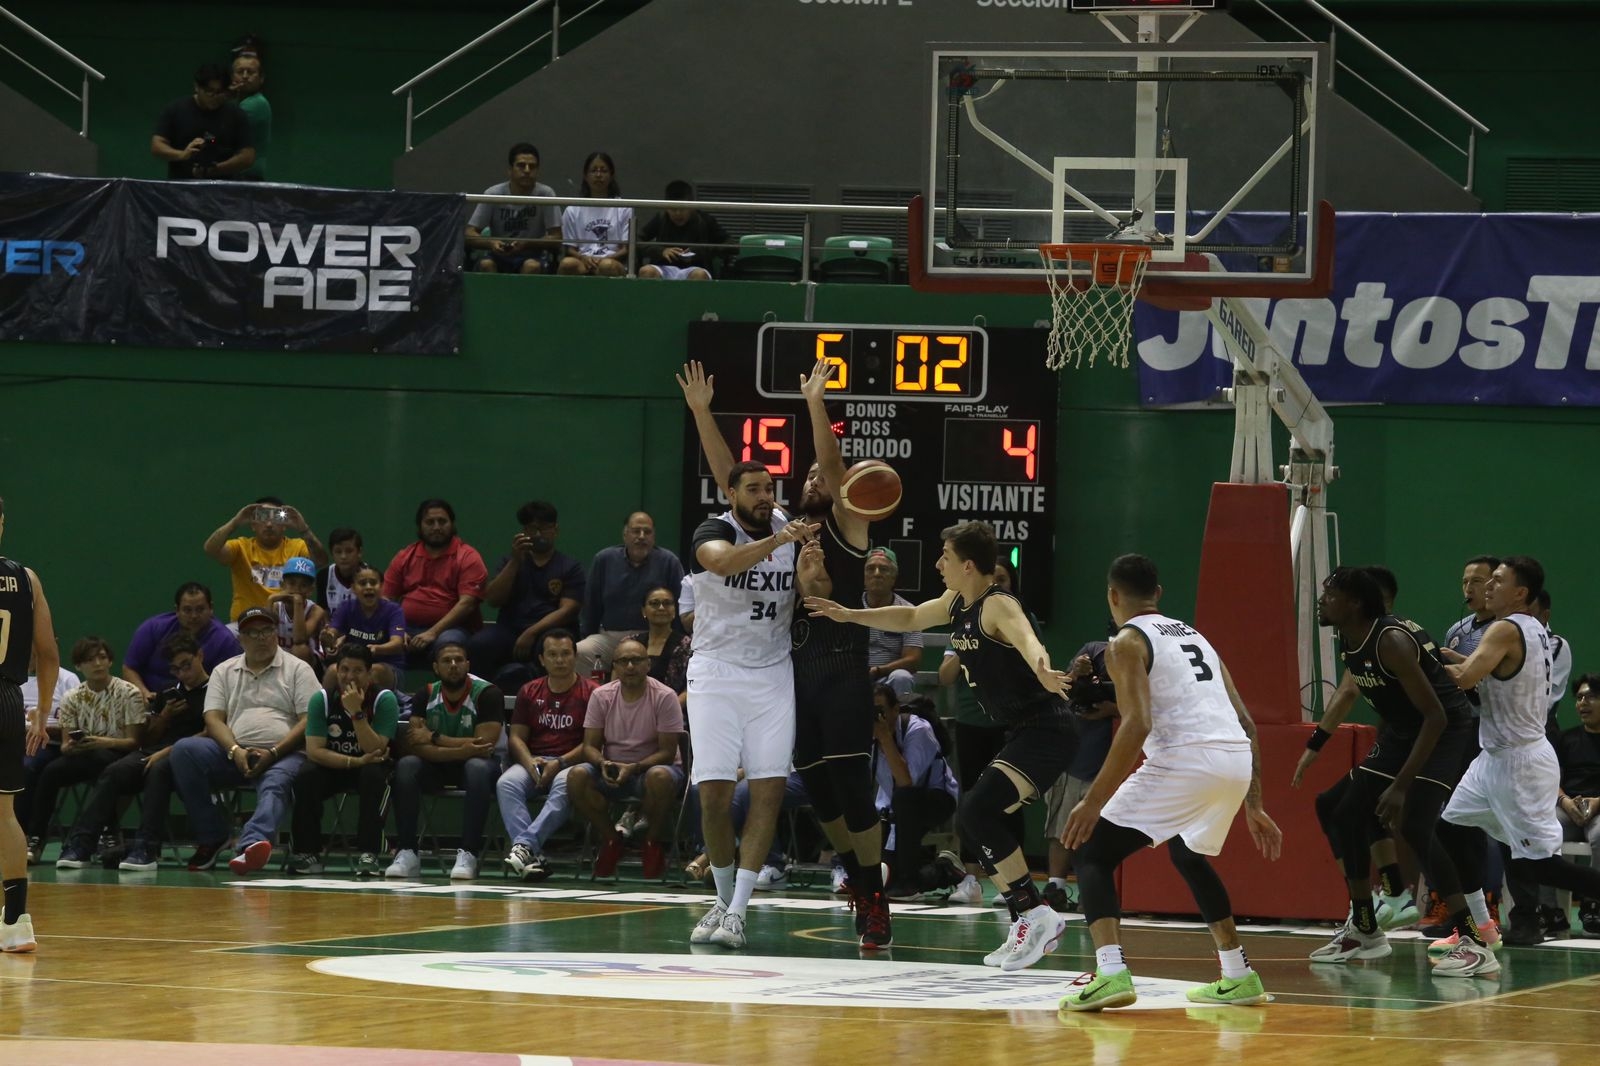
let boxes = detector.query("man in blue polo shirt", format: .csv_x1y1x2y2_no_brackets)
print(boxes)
577,511,684,677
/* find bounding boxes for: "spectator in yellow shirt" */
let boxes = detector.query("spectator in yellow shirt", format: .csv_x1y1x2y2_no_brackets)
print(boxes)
203,497,327,622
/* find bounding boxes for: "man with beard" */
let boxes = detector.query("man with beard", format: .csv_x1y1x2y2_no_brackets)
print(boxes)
1308,567,1481,965
678,363,817,950
382,499,488,667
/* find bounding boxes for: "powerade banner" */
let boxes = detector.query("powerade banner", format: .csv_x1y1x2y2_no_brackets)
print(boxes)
1134,212,1600,407
0,172,465,354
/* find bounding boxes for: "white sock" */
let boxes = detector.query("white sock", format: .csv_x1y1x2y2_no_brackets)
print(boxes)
1466,889,1491,927
1048,877,1070,890
1218,946,1250,979
729,867,759,917
712,864,736,908
1095,944,1127,975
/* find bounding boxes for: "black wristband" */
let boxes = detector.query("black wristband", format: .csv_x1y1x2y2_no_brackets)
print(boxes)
1305,727,1333,752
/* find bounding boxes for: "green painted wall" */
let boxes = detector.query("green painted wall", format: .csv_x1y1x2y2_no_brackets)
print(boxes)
2,277,1595,729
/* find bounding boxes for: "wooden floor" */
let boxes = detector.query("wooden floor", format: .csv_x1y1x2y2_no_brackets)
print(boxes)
3,867,1599,1066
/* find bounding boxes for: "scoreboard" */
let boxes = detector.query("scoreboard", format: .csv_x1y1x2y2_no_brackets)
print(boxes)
682,322,1060,618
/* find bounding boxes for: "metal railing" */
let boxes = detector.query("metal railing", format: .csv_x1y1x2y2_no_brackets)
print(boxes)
393,0,615,152
465,192,911,282
1243,0,1489,190
0,4,105,136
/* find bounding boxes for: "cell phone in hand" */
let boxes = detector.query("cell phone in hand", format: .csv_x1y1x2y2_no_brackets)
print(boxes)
68,729,86,743
246,749,263,770
604,762,621,782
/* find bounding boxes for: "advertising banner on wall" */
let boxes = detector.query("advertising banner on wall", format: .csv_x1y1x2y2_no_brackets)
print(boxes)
1134,212,1600,407
0,173,465,355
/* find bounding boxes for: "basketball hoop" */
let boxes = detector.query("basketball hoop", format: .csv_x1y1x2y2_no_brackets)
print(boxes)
1038,243,1152,371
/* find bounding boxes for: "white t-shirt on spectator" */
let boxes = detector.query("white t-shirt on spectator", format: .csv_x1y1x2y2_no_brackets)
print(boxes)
562,204,631,258
22,669,82,728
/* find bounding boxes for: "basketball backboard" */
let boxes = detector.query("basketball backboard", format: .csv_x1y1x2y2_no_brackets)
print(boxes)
915,42,1329,298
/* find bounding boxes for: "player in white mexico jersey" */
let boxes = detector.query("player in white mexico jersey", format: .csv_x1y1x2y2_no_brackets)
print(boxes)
1436,555,1600,968
1060,554,1282,1013
679,362,818,951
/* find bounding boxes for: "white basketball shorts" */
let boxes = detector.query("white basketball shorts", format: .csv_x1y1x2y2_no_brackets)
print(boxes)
1100,746,1253,856
1443,740,1564,860
685,654,796,784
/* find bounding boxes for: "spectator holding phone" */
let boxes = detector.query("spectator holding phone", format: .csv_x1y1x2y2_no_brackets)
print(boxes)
167,606,317,874
467,142,562,274
59,634,211,870
565,637,684,879
637,180,728,281
203,497,327,622
24,638,146,863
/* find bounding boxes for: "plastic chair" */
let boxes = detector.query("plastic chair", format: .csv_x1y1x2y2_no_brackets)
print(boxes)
816,235,894,284
729,233,805,282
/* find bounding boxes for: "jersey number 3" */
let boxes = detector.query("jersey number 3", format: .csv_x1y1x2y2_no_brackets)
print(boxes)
1179,643,1213,682
749,600,778,621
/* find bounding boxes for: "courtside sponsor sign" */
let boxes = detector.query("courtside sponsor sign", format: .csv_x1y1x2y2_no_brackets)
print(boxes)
312,952,1201,1011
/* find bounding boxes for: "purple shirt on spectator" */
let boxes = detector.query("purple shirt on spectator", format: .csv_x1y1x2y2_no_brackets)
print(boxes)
330,597,408,669
124,614,243,691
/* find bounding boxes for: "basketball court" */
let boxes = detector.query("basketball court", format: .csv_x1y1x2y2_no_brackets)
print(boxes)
5,868,1599,1065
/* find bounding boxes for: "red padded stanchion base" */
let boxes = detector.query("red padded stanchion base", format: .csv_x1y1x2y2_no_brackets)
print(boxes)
1194,482,1300,725
1119,723,1375,923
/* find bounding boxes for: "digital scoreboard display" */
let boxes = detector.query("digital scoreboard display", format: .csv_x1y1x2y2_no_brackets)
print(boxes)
684,322,1059,617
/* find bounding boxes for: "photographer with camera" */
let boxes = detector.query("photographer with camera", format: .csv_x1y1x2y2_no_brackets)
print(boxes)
204,498,327,623
871,685,962,900
1038,641,1119,911
150,62,255,180
58,634,210,870
468,501,583,691
565,638,684,880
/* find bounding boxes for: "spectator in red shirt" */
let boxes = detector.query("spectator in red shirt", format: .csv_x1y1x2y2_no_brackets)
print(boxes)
496,630,596,882
382,498,488,666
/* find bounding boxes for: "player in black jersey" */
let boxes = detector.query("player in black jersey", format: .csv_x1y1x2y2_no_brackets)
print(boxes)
808,520,1077,971
1309,566,1488,966
786,359,893,947
1,496,63,953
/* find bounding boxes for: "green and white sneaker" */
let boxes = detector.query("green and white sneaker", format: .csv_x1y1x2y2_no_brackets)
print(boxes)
1186,969,1267,1006
1059,969,1137,1012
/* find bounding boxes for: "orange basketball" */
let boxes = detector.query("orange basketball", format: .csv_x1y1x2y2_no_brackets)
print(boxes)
839,460,902,519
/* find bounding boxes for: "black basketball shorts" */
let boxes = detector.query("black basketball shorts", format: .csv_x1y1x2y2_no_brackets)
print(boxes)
792,645,875,769
0,683,26,794
1361,719,1475,790
990,708,1080,800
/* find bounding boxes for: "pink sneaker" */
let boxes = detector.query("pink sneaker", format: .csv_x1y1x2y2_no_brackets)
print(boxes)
1429,918,1501,958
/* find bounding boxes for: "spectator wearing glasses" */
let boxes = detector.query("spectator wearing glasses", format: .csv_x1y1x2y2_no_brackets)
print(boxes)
468,142,562,274
558,152,630,277
150,62,255,180
58,634,210,870
639,586,691,704
567,638,685,879
121,582,241,700
167,606,316,874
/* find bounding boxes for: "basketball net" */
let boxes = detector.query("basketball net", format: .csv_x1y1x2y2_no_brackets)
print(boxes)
1039,243,1152,371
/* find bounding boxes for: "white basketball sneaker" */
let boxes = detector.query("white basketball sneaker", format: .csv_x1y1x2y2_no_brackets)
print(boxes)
707,911,747,949
999,903,1068,971
690,901,729,945
984,919,1021,966
0,915,37,953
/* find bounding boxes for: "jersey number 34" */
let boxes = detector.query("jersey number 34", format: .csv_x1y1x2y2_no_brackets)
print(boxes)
749,600,779,620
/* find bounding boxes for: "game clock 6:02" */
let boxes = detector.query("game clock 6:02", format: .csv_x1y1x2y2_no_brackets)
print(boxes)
757,323,988,403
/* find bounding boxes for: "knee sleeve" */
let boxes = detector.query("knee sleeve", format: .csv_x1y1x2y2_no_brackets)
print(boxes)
1434,819,1486,893
1167,838,1233,924
796,762,841,825
957,768,1025,874
827,758,878,836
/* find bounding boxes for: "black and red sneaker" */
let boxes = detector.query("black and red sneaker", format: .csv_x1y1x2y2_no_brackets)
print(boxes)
858,891,893,950
186,843,223,872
